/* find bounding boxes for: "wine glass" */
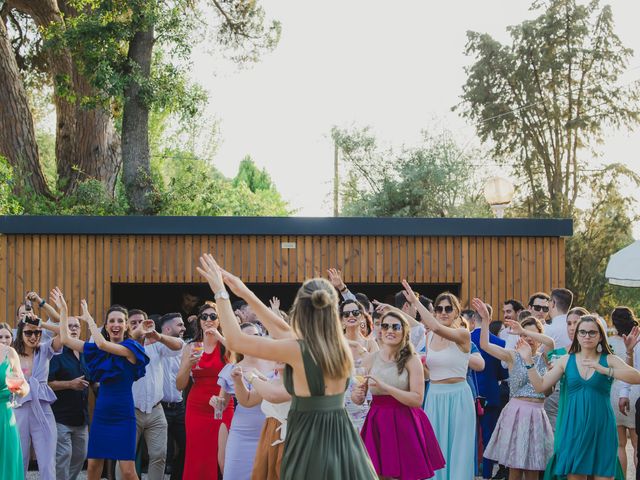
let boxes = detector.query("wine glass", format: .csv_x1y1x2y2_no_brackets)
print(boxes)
192,342,204,370
6,370,24,408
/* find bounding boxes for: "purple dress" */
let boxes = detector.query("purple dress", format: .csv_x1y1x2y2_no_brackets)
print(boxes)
14,338,62,480
84,339,149,460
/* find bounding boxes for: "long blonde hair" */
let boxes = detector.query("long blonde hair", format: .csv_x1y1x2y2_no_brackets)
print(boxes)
290,278,353,379
380,311,415,374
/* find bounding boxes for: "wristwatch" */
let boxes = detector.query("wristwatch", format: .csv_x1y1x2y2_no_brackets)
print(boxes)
214,290,230,301
524,363,535,370
248,373,259,384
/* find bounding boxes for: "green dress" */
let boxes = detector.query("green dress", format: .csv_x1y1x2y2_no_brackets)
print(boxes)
281,340,377,480
548,353,620,478
0,352,24,480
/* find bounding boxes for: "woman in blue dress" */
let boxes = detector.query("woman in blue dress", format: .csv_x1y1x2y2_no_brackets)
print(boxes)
51,288,149,480
521,315,640,480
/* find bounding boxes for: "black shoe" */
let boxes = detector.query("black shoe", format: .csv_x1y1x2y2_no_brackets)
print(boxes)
492,465,508,480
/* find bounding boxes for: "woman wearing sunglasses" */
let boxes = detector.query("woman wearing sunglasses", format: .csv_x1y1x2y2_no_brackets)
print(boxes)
12,302,63,480
353,310,444,479
521,315,640,480
403,282,475,480
472,299,555,479
177,302,233,480
340,299,378,431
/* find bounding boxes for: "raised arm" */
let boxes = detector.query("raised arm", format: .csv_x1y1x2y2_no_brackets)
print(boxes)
583,354,640,385
27,291,61,323
504,320,555,351
78,300,137,364
219,269,293,340
141,320,183,351
402,280,470,350
472,298,514,365
519,339,566,392
372,301,421,329
327,268,357,301
197,254,300,364
176,345,198,391
50,288,85,353
250,376,292,404
469,352,485,372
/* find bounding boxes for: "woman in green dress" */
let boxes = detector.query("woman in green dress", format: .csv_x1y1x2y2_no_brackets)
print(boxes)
1,343,30,480
520,315,640,480
197,254,377,480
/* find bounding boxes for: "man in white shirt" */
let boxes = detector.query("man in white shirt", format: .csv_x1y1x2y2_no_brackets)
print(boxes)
499,299,524,352
119,310,183,480
543,288,574,431
160,313,187,480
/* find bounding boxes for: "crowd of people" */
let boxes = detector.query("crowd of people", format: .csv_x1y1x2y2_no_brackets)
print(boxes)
1,253,640,480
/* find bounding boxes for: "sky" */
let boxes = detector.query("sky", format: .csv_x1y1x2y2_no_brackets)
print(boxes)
189,1,640,235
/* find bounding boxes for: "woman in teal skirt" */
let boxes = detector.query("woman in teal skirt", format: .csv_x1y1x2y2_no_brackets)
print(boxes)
197,254,377,480
1,343,30,480
521,315,640,479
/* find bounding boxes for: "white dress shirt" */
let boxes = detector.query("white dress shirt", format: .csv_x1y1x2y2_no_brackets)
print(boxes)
618,340,640,399
132,339,183,413
543,314,571,350
162,344,185,403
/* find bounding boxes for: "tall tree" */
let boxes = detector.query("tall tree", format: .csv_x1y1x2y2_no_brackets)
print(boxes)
458,0,639,218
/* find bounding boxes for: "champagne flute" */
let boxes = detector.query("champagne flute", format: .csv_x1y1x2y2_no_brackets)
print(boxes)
6,370,24,408
192,342,204,370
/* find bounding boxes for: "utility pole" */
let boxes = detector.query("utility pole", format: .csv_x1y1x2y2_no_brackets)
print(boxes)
333,141,339,217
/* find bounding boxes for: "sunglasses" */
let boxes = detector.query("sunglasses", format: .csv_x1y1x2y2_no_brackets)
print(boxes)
341,310,361,318
577,329,599,339
199,313,218,321
380,323,402,332
23,330,43,338
531,305,549,313
435,305,454,314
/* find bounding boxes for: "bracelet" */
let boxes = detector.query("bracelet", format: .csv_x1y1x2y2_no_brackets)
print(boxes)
525,363,534,370
339,285,348,293
608,367,614,379
39,299,46,308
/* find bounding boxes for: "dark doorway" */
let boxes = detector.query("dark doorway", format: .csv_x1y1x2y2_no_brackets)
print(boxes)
111,282,460,316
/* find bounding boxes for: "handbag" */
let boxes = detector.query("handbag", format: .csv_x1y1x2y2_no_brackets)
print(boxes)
472,371,486,416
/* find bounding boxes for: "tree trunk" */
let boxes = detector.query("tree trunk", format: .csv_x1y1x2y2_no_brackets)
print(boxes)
121,23,156,214
0,18,50,196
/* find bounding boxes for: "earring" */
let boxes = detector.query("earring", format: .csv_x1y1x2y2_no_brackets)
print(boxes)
597,344,602,353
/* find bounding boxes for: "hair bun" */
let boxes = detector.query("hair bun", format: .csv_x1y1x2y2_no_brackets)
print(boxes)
311,290,331,309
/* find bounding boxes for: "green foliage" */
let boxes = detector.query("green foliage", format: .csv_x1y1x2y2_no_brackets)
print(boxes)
332,126,490,218
0,158,24,215
233,155,276,192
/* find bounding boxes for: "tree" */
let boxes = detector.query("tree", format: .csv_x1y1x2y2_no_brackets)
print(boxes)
457,0,640,313
331,126,490,218
458,0,639,218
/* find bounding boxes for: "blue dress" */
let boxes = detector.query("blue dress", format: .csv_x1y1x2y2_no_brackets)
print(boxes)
83,339,149,460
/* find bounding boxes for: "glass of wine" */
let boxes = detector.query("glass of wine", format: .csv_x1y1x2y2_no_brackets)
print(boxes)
6,370,24,408
192,342,204,370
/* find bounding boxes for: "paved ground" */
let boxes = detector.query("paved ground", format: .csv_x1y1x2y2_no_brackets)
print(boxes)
25,442,638,479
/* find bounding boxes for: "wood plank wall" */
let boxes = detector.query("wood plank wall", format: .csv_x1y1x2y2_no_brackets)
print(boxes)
0,234,566,326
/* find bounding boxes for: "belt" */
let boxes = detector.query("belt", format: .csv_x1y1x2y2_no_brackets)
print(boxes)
135,401,162,413
161,401,184,409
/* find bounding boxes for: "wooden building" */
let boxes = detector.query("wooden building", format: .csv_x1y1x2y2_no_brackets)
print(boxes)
0,216,572,325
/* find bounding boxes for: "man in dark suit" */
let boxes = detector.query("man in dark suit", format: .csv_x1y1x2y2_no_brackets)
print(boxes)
470,306,508,480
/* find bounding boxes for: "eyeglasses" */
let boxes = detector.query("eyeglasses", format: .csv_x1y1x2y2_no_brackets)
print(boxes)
68,324,81,330
435,305,454,314
577,329,599,339
23,330,43,338
199,313,218,321
341,310,361,318
380,323,402,332
531,305,549,313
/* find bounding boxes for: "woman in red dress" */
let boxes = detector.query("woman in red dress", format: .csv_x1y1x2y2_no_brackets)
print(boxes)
177,303,233,479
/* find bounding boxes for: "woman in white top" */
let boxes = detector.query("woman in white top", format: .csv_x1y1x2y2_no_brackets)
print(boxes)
403,281,475,480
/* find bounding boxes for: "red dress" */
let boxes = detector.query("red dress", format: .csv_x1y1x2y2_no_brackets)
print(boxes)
183,344,234,480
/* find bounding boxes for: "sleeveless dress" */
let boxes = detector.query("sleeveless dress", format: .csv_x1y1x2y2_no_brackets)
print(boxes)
554,353,617,477
361,352,445,479
281,340,377,480
218,363,269,480
83,339,149,460
0,351,24,480
183,343,234,480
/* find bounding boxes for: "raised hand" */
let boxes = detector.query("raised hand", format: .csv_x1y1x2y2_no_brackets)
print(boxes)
471,298,490,322
78,299,94,324
196,254,225,293
50,287,68,313
504,319,525,336
372,300,392,315
327,268,346,291
400,279,418,305
230,365,243,381
623,326,640,353
516,338,533,361
26,291,43,305
220,268,251,299
142,319,159,340
269,297,281,312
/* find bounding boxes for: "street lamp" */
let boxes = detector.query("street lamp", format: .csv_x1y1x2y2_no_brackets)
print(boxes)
483,176,515,219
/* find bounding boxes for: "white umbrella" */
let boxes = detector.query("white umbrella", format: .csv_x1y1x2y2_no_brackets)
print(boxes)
606,240,640,287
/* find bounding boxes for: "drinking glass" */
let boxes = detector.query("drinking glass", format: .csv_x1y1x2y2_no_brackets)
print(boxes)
192,342,204,370
6,371,24,408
